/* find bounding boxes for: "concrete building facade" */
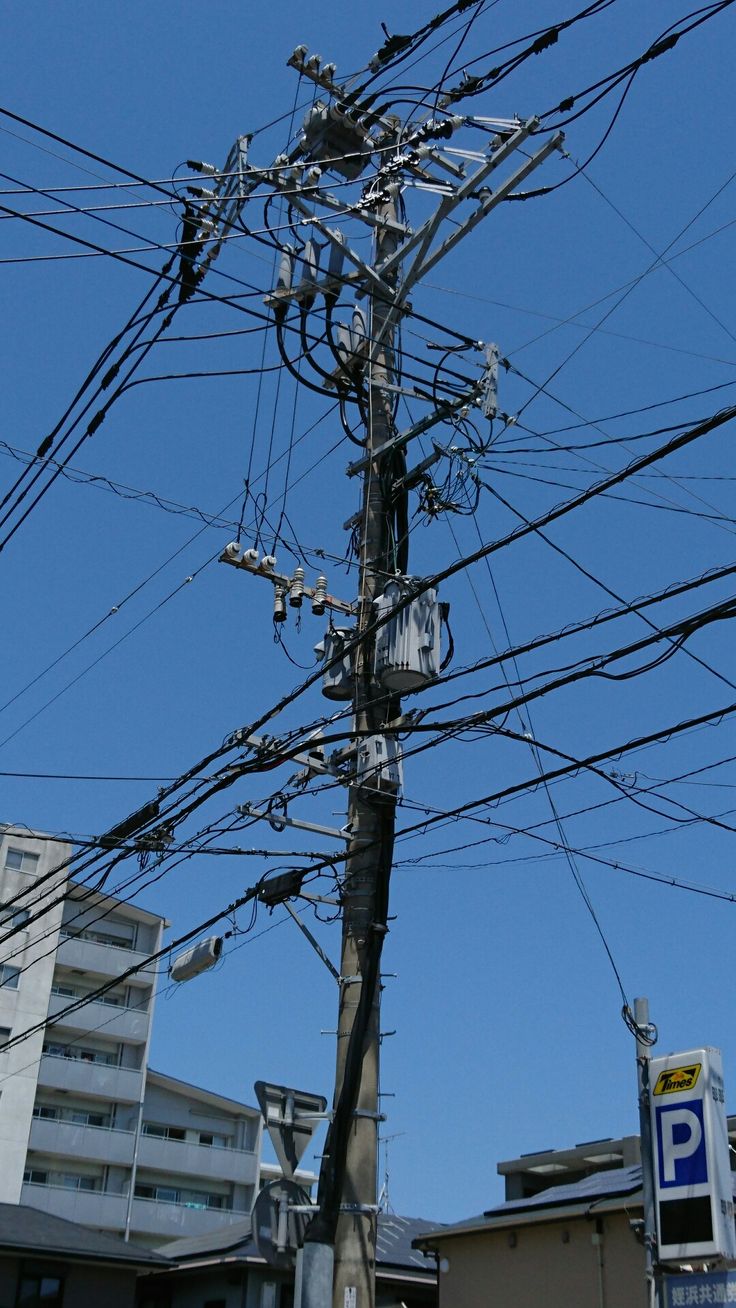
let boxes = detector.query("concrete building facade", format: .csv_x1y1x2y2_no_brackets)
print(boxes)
0,827,278,1246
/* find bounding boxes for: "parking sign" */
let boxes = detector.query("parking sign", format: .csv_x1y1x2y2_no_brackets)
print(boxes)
649,1048,736,1262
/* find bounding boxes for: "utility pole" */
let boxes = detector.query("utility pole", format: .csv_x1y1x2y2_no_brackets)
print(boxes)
331,192,401,1308
216,55,563,1307
634,996,660,1308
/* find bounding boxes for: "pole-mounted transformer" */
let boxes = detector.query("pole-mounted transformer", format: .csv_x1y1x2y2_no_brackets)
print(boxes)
314,628,354,700
373,576,443,692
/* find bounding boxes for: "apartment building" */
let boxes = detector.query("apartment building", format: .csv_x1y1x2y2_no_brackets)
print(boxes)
0,826,269,1246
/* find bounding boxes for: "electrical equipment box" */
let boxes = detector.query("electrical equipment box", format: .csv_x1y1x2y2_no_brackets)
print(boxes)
355,734,403,796
315,627,354,700
300,101,372,179
374,577,442,692
170,936,222,982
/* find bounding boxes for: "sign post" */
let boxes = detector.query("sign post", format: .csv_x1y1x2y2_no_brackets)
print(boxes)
649,1048,736,1264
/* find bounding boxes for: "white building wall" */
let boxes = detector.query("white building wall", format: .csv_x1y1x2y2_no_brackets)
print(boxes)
0,829,71,1204
0,830,305,1248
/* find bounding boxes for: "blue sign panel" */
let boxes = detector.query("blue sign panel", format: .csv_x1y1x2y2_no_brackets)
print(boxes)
663,1270,736,1305
656,1099,708,1189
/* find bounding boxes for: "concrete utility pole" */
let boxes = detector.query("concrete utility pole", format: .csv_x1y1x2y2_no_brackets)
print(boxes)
216,61,563,1305
330,194,400,1308
634,996,660,1308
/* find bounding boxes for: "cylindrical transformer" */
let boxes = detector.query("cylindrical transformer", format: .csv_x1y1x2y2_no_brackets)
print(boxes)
314,627,354,700
373,576,442,692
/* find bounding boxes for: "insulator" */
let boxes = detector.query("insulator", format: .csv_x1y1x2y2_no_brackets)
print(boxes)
306,53,322,72
322,62,337,81
186,159,218,175
291,44,308,65
276,246,295,295
274,153,289,168
273,585,287,623
335,321,353,368
299,240,320,308
289,566,305,608
243,547,259,566
351,307,368,358
312,575,328,616
261,555,277,572
224,541,241,560
325,232,345,296
304,166,322,187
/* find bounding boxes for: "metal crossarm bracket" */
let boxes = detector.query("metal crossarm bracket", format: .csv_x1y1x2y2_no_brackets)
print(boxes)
346,384,481,477
237,802,352,840
283,900,341,983
219,547,356,616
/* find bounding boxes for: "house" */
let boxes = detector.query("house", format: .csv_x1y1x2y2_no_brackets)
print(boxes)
136,1212,440,1308
413,1164,647,1308
413,1128,736,1308
0,1202,168,1308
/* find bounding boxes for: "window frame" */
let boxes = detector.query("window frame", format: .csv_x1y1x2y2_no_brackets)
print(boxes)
5,847,40,876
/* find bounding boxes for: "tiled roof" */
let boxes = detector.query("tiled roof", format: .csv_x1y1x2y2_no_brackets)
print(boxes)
158,1212,440,1274
484,1163,643,1216
0,1204,167,1266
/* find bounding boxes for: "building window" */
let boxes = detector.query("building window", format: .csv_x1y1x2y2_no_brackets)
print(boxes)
59,1173,98,1191
198,1131,230,1149
4,848,39,876
134,1182,229,1210
0,964,20,989
142,1123,186,1142
42,1041,117,1066
69,1109,109,1128
69,926,133,950
15,1272,63,1306
23,1169,48,1185
33,1105,59,1120
0,1026,11,1050
0,904,30,929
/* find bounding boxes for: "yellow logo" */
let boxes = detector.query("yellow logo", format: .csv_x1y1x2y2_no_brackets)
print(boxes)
653,1064,701,1096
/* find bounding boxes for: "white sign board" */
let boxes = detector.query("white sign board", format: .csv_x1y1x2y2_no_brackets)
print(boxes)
649,1047,736,1262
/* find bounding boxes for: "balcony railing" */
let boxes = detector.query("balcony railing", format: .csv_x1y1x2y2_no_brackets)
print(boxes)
21,1182,128,1230
46,993,149,1043
29,1116,135,1165
138,1132,258,1184
56,932,152,979
21,1182,250,1239
38,1052,143,1103
130,1194,251,1238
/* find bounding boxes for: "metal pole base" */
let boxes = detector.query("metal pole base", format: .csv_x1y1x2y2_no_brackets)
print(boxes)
295,1242,334,1308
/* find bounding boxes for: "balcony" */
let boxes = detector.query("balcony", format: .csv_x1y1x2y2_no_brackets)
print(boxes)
129,1196,250,1240
28,1117,135,1166
138,1134,258,1185
56,933,152,980
47,993,149,1043
21,1182,128,1230
38,1053,143,1103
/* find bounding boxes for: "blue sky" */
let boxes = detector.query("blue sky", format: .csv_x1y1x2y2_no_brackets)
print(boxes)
3,0,736,1222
